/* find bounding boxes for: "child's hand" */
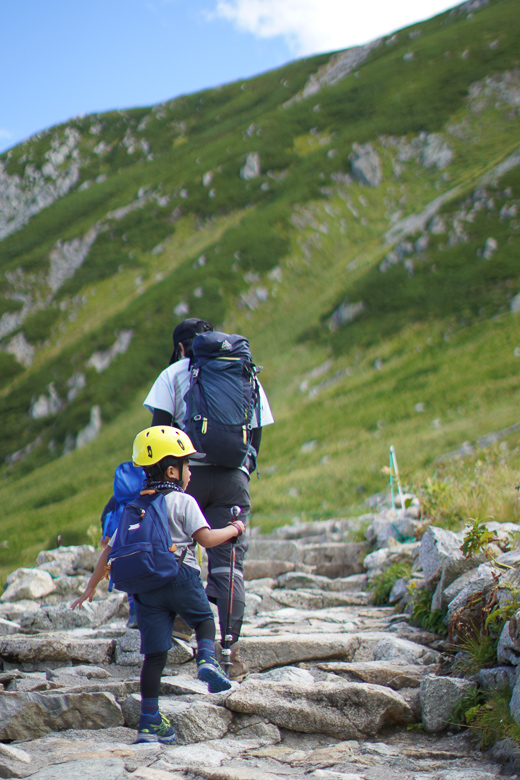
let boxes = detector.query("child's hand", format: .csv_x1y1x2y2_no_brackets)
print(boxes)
230,519,245,538
71,587,96,610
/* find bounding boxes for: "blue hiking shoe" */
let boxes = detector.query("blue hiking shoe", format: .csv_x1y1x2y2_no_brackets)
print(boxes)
197,656,232,693
135,712,176,744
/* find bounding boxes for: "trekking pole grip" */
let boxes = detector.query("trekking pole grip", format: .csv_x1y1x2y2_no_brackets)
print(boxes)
229,506,242,544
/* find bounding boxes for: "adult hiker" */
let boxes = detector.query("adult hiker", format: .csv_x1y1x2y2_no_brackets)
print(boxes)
143,318,274,680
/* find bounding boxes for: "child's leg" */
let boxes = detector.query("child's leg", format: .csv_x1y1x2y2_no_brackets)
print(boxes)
193,617,232,693
137,650,176,744
140,650,168,715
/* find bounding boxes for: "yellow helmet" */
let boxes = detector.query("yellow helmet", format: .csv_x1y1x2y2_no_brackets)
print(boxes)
132,426,199,466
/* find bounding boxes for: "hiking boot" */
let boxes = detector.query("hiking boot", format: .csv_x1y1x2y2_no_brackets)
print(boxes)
171,615,193,642
197,656,232,693
135,712,176,744
229,642,249,681
217,641,249,682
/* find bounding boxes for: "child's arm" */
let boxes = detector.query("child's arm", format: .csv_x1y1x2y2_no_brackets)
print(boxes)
70,545,111,610
193,520,245,549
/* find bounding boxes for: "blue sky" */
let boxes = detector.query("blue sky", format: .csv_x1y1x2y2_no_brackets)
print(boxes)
1,0,462,154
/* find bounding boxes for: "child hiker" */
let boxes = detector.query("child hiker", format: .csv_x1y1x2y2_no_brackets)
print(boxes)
71,425,245,744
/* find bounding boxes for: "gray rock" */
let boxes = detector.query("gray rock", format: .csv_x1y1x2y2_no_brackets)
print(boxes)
375,515,417,548
478,666,516,691
230,714,281,743
245,577,277,591
0,634,114,665
26,758,125,780
0,742,36,778
0,616,22,635
244,560,295,580
510,675,520,725
277,571,367,592
0,600,40,621
329,300,365,329
122,692,232,743
239,631,437,673
369,635,439,666
239,633,359,672
300,541,370,570
20,597,124,631
389,578,409,605
446,575,496,620
433,565,483,612
51,575,91,598
489,737,520,774
421,133,453,169
167,700,233,744
431,554,483,611
115,630,193,666
240,152,260,180
225,678,413,738
250,666,315,685
0,691,123,740
1,569,56,601
247,540,302,564
268,589,369,611
420,674,476,732
349,143,382,187
316,660,436,689
496,548,520,566
419,526,463,584
497,620,520,666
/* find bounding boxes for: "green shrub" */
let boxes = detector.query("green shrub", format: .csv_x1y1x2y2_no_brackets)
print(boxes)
369,561,411,606
453,687,520,750
23,308,61,345
409,586,448,636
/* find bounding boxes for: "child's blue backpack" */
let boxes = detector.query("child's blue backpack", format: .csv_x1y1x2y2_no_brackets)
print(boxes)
183,331,261,470
107,490,180,594
102,462,145,541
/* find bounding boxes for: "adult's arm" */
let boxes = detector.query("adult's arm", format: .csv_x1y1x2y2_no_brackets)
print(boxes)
251,427,262,455
151,408,175,427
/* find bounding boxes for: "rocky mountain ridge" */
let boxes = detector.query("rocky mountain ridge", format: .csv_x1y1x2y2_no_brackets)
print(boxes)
0,0,519,573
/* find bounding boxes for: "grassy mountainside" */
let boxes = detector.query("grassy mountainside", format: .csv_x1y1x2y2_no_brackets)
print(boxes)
0,0,519,578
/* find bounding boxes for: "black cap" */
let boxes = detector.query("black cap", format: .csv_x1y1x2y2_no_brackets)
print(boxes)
169,318,213,364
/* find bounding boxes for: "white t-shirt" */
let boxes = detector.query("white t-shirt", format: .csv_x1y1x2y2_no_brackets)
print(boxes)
143,358,275,431
110,490,209,571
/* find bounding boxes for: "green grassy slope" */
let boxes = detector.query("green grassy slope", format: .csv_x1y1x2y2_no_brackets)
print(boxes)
0,0,519,579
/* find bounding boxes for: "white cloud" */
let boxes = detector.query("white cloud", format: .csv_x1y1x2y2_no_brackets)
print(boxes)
0,129,13,140
211,0,461,55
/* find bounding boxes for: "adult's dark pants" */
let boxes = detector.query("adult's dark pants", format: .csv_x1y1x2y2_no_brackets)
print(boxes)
187,465,250,643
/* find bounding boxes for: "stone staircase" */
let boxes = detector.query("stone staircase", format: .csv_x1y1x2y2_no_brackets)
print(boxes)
0,516,511,779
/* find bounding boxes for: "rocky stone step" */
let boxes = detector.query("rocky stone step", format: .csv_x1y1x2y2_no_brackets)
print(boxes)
0,634,115,667
225,675,415,740
315,660,438,689
238,631,440,673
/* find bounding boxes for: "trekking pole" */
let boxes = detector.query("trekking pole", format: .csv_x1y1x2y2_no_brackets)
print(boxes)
221,505,241,676
389,445,405,515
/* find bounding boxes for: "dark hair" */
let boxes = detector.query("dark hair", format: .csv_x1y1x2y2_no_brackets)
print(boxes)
170,319,213,364
144,456,185,484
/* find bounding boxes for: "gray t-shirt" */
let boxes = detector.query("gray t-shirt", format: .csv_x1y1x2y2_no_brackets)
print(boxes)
109,490,209,571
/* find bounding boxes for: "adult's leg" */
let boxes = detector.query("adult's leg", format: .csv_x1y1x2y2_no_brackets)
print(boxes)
187,465,250,642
